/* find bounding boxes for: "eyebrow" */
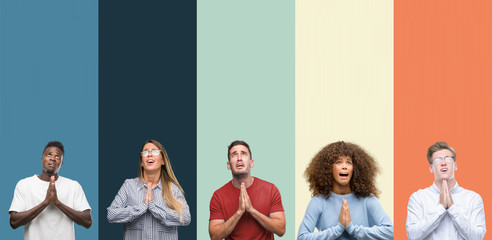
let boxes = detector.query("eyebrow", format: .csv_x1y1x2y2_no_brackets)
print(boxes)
46,151,61,155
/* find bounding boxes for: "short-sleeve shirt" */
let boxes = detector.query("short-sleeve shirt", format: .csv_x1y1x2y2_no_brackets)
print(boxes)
9,175,91,240
210,177,284,240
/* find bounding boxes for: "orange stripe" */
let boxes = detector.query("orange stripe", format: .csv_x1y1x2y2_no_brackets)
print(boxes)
395,1,492,238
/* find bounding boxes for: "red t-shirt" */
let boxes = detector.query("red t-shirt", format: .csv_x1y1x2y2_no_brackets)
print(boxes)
209,177,284,240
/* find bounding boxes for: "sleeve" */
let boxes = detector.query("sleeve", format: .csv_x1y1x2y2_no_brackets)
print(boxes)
107,179,148,223
345,197,393,239
9,181,26,213
406,191,447,240
72,181,91,211
270,184,284,213
147,183,191,226
447,193,486,240
209,191,225,221
297,197,345,240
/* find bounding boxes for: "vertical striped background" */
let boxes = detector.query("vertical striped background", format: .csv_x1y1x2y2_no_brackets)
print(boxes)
197,0,295,239
98,1,197,239
1,1,98,239
295,0,393,237
1,0,491,239
394,1,492,239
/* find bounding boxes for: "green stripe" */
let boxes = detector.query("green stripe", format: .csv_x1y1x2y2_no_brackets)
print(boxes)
197,0,295,238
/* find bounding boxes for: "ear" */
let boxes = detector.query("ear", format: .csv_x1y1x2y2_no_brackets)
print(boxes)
250,159,254,168
429,165,434,173
454,162,458,171
227,161,231,170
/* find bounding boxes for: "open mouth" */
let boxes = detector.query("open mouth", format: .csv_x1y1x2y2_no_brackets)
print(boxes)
339,173,349,177
441,168,448,172
147,159,155,164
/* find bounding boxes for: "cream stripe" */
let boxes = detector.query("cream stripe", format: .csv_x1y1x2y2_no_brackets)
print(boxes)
295,0,394,236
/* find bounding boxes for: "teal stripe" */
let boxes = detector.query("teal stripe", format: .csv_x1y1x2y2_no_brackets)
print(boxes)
0,1,98,239
197,0,295,239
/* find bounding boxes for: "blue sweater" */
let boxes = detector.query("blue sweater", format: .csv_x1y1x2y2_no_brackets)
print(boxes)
297,193,393,240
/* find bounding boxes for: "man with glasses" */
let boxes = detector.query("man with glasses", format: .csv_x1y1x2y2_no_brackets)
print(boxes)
406,142,486,240
9,141,92,240
209,140,286,240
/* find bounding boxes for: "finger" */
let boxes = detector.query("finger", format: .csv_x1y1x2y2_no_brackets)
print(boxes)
239,191,246,209
347,210,351,225
239,189,244,203
342,206,348,226
243,187,249,198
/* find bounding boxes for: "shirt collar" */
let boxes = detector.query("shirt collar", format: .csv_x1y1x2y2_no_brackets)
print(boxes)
138,178,162,190
431,181,460,193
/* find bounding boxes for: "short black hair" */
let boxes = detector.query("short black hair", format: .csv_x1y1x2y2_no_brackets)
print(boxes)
227,140,251,161
44,141,65,155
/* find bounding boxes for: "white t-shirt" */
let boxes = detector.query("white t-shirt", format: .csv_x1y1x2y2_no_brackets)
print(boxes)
9,175,91,240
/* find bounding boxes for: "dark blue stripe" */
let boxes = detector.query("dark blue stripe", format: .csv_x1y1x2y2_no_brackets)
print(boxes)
98,0,197,239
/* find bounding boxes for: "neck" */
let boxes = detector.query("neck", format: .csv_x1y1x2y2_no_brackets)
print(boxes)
232,174,254,189
435,178,457,190
332,184,351,195
39,171,58,182
143,170,161,185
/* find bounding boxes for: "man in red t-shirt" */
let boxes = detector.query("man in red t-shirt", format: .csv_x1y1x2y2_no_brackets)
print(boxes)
209,140,286,240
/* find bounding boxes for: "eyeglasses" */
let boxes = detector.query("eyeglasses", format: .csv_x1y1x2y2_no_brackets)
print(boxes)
432,156,454,164
141,149,161,157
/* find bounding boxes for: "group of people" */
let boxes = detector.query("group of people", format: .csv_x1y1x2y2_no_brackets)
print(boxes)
8,140,486,239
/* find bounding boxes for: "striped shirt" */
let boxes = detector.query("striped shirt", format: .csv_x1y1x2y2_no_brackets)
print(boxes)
107,178,191,240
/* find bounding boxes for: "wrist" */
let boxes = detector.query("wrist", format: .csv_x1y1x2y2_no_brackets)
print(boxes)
236,209,244,216
247,207,257,215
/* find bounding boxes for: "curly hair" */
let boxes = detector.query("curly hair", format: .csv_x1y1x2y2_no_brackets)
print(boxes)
305,141,380,199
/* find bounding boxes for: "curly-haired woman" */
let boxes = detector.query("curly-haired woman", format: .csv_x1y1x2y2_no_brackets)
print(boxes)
297,141,393,240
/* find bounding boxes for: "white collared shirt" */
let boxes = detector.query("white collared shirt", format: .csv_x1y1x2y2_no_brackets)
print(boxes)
406,182,486,240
